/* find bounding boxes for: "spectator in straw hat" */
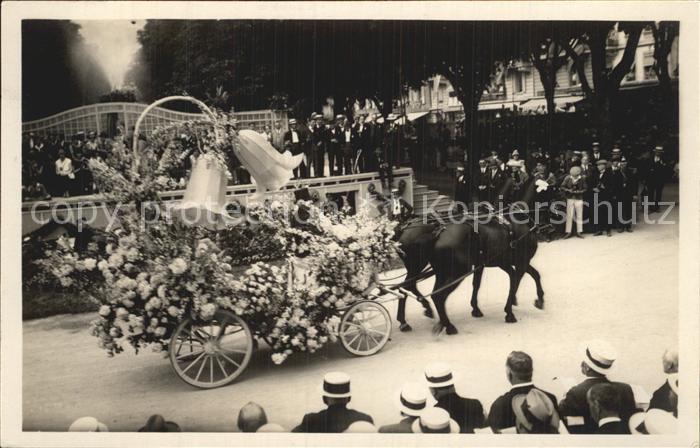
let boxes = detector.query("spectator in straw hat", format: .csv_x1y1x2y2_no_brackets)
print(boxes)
292,372,373,433
411,407,460,434
649,349,679,416
558,340,638,434
628,408,677,435
378,382,430,433
138,414,181,432
257,423,286,432
512,388,561,434
586,383,630,434
237,402,268,432
487,351,559,433
425,363,484,433
68,416,109,432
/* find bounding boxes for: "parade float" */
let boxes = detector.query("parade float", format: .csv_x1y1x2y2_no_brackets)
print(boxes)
35,97,402,388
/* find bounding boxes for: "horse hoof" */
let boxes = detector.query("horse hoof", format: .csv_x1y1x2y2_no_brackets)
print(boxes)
399,323,413,332
471,309,484,318
431,323,445,335
513,299,519,307
423,308,434,319
505,314,517,323
534,299,544,310
445,324,458,335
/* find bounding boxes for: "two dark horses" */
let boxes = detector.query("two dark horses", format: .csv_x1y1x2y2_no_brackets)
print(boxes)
395,175,545,335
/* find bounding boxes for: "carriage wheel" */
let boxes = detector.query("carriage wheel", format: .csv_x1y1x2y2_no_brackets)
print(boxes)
169,310,253,389
340,301,391,356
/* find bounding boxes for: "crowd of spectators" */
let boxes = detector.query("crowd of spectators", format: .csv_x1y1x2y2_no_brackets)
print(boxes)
66,342,678,434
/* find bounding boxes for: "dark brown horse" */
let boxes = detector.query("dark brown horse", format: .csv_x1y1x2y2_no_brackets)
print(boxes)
395,175,544,334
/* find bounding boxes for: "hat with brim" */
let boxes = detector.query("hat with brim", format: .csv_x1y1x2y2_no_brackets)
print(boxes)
596,159,608,166
654,146,664,153
68,417,108,432
628,409,677,434
289,119,297,125
320,371,351,399
138,414,180,432
257,423,285,432
507,160,524,168
612,148,622,154
511,389,559,434
396,382,432,417
581,340,617,375
411,408,460,434
425,362,455,388
344,421,377,433
592,142,600,147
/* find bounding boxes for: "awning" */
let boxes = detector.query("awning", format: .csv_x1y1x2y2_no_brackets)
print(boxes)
478,102,513,111
406,111,430,121
519,95,585,112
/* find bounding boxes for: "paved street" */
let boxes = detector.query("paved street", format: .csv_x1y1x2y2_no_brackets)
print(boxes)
23,192,678,432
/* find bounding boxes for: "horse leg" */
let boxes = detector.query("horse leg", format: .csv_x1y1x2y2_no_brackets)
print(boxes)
396,296,412,332
403,279,434,319
526,264,545,309
431,275,461,336
499,265,524,323
470,267,484,318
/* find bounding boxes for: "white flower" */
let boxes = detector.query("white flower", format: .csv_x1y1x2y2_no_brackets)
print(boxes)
108,253,124,268
122,298,134,308
60,277,74,288
84,258,97,270
116,307,129,320
168,257,188,275
271,353,287,365
157,285,167,299
146,297,162,310
97,260,109,271
109,327,120,338
154,327,167,337
98,305,111,317
167,306,180,317
200,303,216,320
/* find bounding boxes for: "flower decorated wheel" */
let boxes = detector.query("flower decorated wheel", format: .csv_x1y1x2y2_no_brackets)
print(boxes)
339,301,391,356
168,310,254,389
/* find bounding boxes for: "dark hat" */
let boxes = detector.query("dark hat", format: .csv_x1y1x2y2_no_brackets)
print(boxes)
138,414,181,432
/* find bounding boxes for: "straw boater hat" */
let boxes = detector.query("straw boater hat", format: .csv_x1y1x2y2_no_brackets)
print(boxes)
507,159,524,168
581,340,617,375
257,423,285,432
411,408,460,434
592,142,600,149
68,417,109,432
321,371,352,399
344,421,377,433
397,382,430,417
288,118,297,125
512,388,560,433
654,146,664,153
628,409,677,434
611,148,622,154
425,362,456,388
596,159,608,167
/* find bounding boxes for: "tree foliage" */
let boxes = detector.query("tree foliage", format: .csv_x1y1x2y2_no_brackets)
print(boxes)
22,20,111,121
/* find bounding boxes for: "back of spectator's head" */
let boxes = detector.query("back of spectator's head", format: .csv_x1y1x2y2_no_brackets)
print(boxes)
506,351,533,384
512,388,559,434
256,423,285,432
68,416,108,432
138,414,181,432
586,383,621,422
662,348,678,374
237,401,268,433
344,421,376,433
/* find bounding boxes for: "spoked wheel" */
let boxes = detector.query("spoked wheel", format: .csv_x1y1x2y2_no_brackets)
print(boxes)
168,310,253,389
340,300,391,356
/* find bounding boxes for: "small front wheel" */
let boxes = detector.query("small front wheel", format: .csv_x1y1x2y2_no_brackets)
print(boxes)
168,310,253,389
339,301,391,356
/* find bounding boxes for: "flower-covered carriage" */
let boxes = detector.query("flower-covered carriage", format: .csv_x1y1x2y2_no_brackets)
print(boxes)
40,97,401,389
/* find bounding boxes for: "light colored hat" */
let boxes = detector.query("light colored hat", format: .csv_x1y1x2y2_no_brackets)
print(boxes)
344,421,376,433
581,340,617,375
611,148,622,154
592,142,600,147
512,388,560,433
322,371,351,398
387,113,398,121
507,159,524,168
595,159,608,166
335,114,346,120
628,409,677,434
425,362,455,388
68,417,109,432
411,408,460,433
257,423,286,432
288,119,297,125
654,146,664,152
397,382,430,417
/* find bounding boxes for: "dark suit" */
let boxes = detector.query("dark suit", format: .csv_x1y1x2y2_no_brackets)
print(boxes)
646,156,670,210
609,168,626,229
338,127,357,175
487,384,558,433
354,123,370,172
476,168,490,203
366,122,383,172
378,416,415,433
292,404,373,433
558,377,638,434
595,418,630,434
327,126,342,175
436,392,484,434
486,168,507,206
593,169,615,232
309,125,327,177
649,380,677,417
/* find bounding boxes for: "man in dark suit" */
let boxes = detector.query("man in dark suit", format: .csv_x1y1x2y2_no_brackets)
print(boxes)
425,363,484,433
487,351,559,433
559,340,639,434
476,158,490,203
378,382,428,433
591,142,606,163
353,114,370,173
645,146,670,212
592,160,616,236
338,119,357,175
649,349,678,417
292,372,373,433
587,384,630,434
309,113,327,177
327,115,344,176
284,119,308,178
486,158,507,207
366,114,383,173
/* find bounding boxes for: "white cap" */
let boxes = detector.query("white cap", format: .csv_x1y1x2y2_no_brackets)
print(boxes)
257,423,286,432
581,340,617,375
344,421,376,433
425,362,455,388
68,417,109,432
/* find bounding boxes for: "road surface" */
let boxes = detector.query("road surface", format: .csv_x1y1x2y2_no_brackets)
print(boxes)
23,195,679,432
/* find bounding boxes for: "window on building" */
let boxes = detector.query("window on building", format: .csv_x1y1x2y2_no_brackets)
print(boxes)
513,71,525,94
643,49,658,80
625,63,637,82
